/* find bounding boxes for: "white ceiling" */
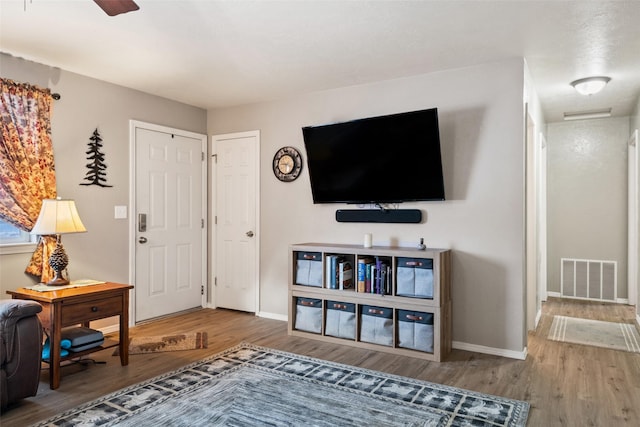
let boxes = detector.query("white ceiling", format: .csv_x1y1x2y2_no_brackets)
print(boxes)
1,0,639,123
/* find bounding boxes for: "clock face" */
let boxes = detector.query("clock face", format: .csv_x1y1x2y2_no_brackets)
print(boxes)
273,146,303,182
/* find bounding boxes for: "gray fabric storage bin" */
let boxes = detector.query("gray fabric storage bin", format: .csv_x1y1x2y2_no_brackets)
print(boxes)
295,252,323,287
360,305,393,346
325,301,355,340
397,310,434,353
294,297,322,334
61,326,104,352
396,258,434,298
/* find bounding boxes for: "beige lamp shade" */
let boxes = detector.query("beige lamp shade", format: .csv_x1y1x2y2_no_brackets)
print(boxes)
31,198,87,235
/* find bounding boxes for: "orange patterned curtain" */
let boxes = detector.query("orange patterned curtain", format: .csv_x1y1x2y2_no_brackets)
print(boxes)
0,78,58,282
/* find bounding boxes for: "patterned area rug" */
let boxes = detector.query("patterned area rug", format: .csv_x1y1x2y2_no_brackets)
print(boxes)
34,343,529,427
113,332,208,355
548,315,640,353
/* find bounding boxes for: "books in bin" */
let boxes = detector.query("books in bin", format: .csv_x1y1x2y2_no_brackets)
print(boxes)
357,257,391,294
338,260,353,290
357,258,373,293
325,255,338,289
325,256,354,290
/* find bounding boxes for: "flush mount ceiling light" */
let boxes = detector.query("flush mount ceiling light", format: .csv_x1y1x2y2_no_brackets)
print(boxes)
570,76,611,95
563,108,612,121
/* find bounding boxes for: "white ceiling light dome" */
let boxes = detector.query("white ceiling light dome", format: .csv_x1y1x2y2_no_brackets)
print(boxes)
570,76,611,95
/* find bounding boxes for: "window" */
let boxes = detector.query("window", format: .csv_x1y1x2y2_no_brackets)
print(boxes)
0,219,34,245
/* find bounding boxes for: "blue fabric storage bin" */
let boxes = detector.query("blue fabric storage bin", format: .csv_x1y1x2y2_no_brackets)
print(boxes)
295,252,323,287
396,258,434,298
397,310,434,353
360,305,393,346
325,301,356,340
294,297,322,334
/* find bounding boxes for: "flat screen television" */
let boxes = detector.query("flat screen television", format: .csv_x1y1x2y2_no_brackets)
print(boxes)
302,108,445,204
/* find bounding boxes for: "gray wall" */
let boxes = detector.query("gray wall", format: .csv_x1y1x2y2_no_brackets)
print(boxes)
0,53,207,298
208,59,528,353
1,54,529,354
547,117,630,299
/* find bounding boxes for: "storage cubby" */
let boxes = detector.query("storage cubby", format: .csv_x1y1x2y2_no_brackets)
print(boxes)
288,243,451,362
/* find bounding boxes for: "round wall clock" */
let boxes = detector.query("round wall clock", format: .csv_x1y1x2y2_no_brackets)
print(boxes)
273,146,303,182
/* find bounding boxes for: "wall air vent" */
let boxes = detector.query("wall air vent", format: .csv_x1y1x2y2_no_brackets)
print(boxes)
561,258,617,302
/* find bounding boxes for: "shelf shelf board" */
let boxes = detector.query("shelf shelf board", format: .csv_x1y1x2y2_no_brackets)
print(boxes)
42,338,120,364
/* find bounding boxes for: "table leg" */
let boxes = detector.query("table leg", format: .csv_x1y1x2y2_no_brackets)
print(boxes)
119,290,130,366
49,304,62,389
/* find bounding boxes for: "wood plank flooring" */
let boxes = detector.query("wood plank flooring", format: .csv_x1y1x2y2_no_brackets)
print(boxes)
1,298,638,426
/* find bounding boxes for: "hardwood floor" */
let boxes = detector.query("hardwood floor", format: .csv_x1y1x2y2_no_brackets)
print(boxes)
2,298,638,426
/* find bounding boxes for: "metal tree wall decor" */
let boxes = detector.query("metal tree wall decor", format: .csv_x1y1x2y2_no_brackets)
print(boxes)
80,128,112,187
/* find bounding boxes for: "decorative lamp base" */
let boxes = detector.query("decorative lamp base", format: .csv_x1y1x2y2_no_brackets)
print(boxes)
47,273,70,286
48,240,70,286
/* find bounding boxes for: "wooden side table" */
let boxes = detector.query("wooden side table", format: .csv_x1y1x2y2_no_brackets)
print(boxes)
7,282,133,389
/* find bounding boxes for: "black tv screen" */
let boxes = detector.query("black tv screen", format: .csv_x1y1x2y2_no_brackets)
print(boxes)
302,108,445,204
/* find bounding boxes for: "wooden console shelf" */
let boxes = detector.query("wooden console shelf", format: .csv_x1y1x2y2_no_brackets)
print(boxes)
288,243,451,362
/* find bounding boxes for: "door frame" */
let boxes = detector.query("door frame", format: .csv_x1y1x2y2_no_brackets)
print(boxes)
525,107,539,332
128,120,208,324
629,129,638,312
537,132,548,308
209,130,261,312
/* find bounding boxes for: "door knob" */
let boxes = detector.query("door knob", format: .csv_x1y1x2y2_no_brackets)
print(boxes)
138,236,148,244
246,231,254,237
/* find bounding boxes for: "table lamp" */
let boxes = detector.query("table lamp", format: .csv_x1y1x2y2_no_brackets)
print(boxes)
31,198,87,286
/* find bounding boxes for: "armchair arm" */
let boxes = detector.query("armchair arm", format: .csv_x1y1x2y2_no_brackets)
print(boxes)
0,300,43,359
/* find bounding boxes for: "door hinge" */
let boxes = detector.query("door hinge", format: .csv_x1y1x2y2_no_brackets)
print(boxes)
201,285,204,295
214,277,217,286
211,154,217,163
215,215,217,225
201,218,205,228
202,152,205,161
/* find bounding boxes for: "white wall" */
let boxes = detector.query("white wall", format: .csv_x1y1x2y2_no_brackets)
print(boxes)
547,117,630,299
208,59,527,353
0,53,207,299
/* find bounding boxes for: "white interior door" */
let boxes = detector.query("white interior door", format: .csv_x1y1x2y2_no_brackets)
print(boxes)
132,122,206,322
213,131,259,313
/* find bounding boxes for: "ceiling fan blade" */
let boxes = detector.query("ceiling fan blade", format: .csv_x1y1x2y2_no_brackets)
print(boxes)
93,0,140,17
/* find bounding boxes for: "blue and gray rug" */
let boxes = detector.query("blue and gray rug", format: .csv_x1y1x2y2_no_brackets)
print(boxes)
33,343,529,426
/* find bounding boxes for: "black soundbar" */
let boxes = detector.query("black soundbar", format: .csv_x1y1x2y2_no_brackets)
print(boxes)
335,209,422,224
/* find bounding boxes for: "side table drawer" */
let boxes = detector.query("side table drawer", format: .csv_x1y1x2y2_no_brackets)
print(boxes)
61,294,123,325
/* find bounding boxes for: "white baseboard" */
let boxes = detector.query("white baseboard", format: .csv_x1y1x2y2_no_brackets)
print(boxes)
247,313,529,360
535,309,542,329
100,311,529,361
452,341,527,360
257,311,287,322
546,291,628,305
98,324,120,335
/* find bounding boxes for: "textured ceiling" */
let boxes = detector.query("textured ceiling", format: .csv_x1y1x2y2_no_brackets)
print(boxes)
1,0,639,123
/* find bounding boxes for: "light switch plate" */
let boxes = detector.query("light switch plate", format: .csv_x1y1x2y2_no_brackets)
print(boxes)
114,205,127,219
